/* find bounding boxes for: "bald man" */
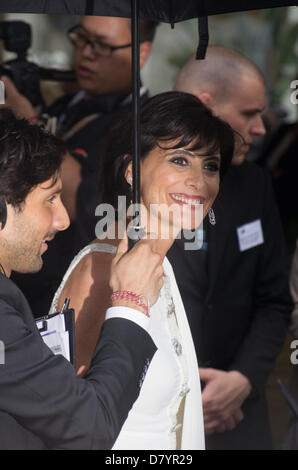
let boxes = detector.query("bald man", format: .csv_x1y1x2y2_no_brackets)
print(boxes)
174,46,266,165
167,46,292,450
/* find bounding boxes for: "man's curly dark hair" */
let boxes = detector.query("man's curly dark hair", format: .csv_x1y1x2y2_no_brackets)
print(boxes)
0,108,66,211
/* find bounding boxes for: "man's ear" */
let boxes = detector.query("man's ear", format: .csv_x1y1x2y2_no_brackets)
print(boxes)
197,92,216,111
139,41,152,69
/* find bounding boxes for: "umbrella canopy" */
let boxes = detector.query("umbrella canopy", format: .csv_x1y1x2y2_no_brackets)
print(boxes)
0,0,296,21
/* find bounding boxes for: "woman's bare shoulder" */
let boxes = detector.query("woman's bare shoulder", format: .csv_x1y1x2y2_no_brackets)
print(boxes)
56,239,121,311
81,238,120,273
71,239,120,283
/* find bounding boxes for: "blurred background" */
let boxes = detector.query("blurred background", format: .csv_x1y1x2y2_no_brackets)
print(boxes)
1,7,298,118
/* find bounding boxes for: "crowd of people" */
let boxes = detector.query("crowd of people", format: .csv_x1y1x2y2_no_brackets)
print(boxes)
0,14,296,450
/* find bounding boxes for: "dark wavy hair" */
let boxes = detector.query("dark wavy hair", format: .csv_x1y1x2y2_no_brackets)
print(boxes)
0,108,66,210
101,91,234,208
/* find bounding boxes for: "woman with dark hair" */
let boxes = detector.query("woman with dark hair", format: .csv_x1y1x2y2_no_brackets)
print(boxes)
50,91,234,450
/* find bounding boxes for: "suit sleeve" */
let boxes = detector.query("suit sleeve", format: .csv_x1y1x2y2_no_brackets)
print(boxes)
0,300,156,449
228,169,292,391
290,240,298,338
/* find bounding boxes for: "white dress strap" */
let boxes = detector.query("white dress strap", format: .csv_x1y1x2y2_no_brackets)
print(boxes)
49,243,116,314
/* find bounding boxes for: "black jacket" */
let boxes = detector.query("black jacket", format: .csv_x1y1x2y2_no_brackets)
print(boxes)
0,274,156,450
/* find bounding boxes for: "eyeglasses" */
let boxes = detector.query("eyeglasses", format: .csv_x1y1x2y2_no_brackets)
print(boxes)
68,25,132,57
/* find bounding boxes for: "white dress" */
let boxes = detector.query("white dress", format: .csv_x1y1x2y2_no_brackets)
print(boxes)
50,243,205,450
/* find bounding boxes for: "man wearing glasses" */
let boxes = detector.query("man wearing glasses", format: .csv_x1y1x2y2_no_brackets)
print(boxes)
4,16,157,315
49,16,156,228
68,17,153,100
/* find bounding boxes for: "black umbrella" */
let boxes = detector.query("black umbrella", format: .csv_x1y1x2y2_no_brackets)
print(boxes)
0,0,297,245
0,1,296,19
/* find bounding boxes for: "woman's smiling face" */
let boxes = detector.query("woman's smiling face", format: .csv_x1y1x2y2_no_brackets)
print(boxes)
126,141,221,236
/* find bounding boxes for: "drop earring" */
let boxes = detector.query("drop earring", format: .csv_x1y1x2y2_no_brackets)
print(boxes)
208,207,216,225
127,176,133,186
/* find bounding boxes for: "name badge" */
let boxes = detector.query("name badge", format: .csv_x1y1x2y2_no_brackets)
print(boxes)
237,219,264,252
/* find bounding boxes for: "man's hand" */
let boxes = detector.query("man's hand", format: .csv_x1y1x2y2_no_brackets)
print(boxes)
0,75,36,120
199,368,252,435
110,237,164,310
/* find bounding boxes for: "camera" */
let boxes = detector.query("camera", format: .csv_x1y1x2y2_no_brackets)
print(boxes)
0,20,75,108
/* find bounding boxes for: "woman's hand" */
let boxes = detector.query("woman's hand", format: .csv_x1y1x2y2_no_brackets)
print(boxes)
110,237,164,309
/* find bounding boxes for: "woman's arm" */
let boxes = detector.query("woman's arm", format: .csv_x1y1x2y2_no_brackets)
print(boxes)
56,237,164,373
56,249,114,372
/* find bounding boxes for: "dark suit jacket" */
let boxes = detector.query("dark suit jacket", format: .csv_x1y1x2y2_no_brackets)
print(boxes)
168,161,292,449
0,274,156,450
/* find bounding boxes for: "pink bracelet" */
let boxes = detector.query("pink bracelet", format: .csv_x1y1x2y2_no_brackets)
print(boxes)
111,290,150,317
28,115,39,123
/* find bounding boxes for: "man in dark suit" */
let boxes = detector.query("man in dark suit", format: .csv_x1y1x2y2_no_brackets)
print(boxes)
0,109,163,450
168,46,292,449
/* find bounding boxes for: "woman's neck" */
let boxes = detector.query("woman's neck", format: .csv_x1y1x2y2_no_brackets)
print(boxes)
153,237,175,258
138,212,178,258
97,217,177,259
